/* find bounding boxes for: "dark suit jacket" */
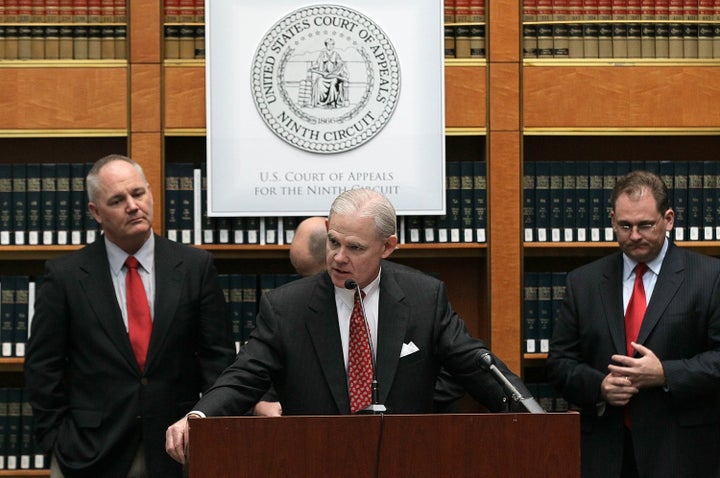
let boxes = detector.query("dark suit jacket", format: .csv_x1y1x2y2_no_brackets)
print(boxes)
194,260,529,416
25,235,236,478
546,242,720,478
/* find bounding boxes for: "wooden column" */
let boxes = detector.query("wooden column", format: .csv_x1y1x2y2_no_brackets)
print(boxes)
487,0,523,372
128,0,163,233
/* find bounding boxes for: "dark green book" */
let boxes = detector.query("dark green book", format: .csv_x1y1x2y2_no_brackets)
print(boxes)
164,162,181,242
551,272,567,352
13,276,29,358
535,161,550,242
473,161,487,243
549,161,564,242
523,161,536,242
673,161,688,242
5,388,21,470
84,163,99,243
19,389,33,469
1,276,16,358
263,217,278,245
602,161,618,241
245,217,260,245
574,161,589,242
460,161,475,243
200,163,215,244
40,163,57,245
0,164,11,246
241,274,258,344
12,164,27,246
537,272,553,354
26,164,42,246
177,163,194,244
687,161,703,241
55,163,71,246
0,388,7,470
562,161,576,242
70,163,86,245
523,271,539,353
404,215,423,243
228,274,242,353
446,161,462,242
588,161,604,242
702,161,715,241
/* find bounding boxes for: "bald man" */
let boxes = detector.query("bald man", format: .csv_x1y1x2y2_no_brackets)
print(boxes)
289,217,327,276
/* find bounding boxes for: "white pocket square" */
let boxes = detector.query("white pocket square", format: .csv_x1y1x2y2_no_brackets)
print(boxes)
400,341,420,358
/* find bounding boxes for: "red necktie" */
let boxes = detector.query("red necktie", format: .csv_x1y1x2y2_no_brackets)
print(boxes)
125,256,152,371
625,263,648,357
348,289,372,414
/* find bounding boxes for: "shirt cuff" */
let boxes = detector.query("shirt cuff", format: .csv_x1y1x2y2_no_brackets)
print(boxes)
187,410,206,418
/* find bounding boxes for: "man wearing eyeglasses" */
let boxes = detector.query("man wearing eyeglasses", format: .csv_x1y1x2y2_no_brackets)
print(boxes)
547,170,720,478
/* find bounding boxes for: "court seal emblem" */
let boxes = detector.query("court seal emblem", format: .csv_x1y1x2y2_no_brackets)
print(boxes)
251,5,401,154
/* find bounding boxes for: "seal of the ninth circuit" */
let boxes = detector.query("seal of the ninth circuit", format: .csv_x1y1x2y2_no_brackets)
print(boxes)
251,5,401,154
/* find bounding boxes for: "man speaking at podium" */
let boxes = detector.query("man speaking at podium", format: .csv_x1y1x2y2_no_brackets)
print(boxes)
166,188,532,464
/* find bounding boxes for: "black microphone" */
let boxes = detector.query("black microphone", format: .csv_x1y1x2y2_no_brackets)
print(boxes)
345,279,386,414
476,350,545,414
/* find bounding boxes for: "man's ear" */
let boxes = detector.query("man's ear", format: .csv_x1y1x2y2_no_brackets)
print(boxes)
381,235,398,258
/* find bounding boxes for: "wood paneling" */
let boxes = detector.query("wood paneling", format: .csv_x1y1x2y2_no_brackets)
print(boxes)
489,63,521,131
488,0,521,62
445,66,486,128
524,66,720,128
130,64,162,132
164,66,206,129
0,68,127,130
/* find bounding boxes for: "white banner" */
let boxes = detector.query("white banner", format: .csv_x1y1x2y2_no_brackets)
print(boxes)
206,0,445,216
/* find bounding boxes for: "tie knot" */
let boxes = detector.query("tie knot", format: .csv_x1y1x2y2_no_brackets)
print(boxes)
125,256,140,270
635,262,647,277
354,289,366,301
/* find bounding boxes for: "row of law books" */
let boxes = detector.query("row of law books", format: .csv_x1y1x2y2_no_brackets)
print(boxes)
0,275,35,359
165,161,487,246
219,273,301,353
164,0,204,23
0,0,126,24
523,271,566,354
0,163,100,247
524,160,720,243
0,388,47,471
0,25,126,60
526,382,570,411
164,24,203,60
523,0,720,59
444,25,486,58
444,0,486,23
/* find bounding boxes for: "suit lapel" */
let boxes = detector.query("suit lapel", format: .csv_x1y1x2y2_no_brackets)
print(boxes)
305,274,351,413
79,240,138,370
375,268,408,405
144,236,184,372
599,253,627,355
637,244,684,349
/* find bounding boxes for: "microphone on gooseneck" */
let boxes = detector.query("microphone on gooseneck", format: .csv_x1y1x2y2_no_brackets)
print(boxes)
476,350,546,414
345,279,386,414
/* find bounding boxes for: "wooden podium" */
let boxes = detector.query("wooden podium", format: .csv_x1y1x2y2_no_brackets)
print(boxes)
186,412,580,477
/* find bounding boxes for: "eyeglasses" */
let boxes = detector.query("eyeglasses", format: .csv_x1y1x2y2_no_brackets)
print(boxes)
615,216,663,235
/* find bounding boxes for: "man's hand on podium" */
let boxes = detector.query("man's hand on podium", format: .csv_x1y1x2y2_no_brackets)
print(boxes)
253,401,283,416
166,413,203,464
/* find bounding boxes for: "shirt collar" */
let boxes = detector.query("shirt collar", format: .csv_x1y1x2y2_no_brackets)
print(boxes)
622,236,668,280
105,234,155,274
334,268,382,308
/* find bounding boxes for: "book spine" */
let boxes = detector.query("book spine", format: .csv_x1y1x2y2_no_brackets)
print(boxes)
460,161,475,242
640,0,656,58
683,0,699,58
549,161,564,242
523,271,539,353
164,0,180,22
568,0,585,57
83,163,98,243
537,0,554,57
447,161,462,243
70,163,85,246
55,163,70,246
14,277,29,359
193,168,202,245
11,164,26,246
523,161,536,242
536,273,552,353
562,161,576,242
535,161,550,242
473,161,487,243
702,160,716,240
1,277,16,358
668,0,685,58
25,164,41,246
598,0,613,57
687,161,703,240
40,163,57,246
524,0,539,57
574,161,589,242
552,0,570,57
228,274,242,353
177,163,194,244
550,272,567,353
655,0,670,57
612,0,629,58
73,0,88,23
444,0,456,23
583,0,600,58
165,163,180,242
200,163,215,244
673,161,688,241
698,0,713,58
87,0,101,23
0,165,11,246
627,0,642,57
588,161,604,241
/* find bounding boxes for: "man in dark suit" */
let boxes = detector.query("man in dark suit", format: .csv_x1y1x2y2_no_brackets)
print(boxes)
25,155,236,477
546,171,720,478
166,187,532,464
